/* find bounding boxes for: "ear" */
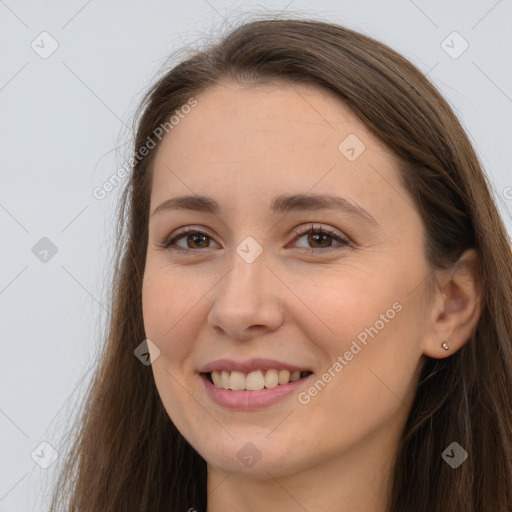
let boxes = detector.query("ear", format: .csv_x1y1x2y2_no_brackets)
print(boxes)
422,248,483,358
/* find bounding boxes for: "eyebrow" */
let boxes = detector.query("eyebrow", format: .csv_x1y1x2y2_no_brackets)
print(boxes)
151,193,378,225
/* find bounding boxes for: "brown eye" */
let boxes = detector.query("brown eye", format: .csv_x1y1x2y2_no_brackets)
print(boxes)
292,223,349,253
306,231,333,249
160,223,349,256
183,233,210,249
161,228,219,253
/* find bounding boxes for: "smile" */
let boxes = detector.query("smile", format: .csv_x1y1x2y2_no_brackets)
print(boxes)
199,358,314,409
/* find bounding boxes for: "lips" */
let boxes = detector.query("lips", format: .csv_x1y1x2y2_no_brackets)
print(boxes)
200,366,315,410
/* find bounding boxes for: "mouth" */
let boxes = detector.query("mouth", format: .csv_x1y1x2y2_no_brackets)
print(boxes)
201,369,314,391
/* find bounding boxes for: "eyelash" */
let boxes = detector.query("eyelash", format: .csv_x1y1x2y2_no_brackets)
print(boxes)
158,223,350,256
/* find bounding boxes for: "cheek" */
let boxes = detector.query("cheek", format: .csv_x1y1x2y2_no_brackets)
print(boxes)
288,266,401,350
290,267,422,399
142,269,205,434
141,267,197,364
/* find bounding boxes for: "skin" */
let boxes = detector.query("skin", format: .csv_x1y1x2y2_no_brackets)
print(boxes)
141,80,482,512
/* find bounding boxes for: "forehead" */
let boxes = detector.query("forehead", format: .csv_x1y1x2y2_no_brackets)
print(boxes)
150,81,404,221
157,80,371,152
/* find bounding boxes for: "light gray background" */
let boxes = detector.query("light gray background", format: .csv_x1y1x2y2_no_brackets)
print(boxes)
1,1,511,510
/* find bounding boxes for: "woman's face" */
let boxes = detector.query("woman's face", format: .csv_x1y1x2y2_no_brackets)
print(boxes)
142,81,435,478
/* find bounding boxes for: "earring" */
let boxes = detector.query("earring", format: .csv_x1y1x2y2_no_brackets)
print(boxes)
441,341,449,351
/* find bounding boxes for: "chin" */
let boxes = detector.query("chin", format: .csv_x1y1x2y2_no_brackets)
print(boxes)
194,435,305,478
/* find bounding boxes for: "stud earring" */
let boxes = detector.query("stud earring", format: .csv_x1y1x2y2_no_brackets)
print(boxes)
441,341,449,351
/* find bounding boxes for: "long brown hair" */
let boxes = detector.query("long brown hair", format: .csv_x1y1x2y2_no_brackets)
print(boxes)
49,16,512,512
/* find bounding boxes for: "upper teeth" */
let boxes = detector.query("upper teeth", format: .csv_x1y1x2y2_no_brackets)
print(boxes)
210,369,305,391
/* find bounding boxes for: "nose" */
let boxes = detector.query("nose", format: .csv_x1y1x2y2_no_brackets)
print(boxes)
207,249,285,342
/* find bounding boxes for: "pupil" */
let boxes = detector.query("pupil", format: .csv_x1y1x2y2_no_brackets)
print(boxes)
309,233,330,248
190,234,207,248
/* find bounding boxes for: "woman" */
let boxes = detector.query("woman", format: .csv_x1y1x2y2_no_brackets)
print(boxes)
50,17,512,512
